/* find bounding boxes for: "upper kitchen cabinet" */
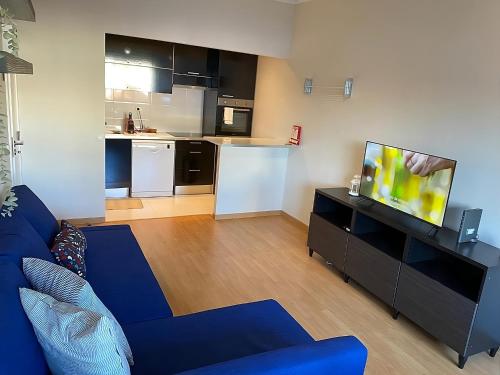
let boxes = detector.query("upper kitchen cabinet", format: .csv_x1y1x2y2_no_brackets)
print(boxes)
173,44,219,77
105,34,173,69
173,44,219,87
218,51,258,100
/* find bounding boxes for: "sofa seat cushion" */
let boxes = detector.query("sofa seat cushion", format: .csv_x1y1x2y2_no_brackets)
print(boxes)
0,261,49,375
0,212,55,266
123,299,314,375
12,185,59,246
82,225,173,325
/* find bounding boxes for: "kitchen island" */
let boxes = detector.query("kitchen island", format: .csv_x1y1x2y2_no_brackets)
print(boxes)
209,137,291,219
105,133,292,219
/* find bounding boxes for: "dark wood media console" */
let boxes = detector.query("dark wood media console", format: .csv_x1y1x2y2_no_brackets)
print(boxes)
307,187,500,369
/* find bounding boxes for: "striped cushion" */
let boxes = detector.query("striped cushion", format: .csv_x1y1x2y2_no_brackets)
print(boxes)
22,258,133,366
19,288,130,375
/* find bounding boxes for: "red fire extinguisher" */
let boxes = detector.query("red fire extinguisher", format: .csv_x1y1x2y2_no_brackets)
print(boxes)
289,125,302,145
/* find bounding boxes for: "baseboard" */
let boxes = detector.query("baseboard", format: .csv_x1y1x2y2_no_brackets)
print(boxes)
281,212,309,230
214,210,282,220
65,217,105,227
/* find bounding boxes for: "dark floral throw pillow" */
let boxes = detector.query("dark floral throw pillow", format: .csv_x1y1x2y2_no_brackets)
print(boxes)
50,220,87,278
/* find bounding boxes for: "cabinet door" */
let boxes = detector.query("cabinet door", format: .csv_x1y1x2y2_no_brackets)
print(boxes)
307,213,348,271
150,40,174,69
172,74,216,88
218,51,258,99
105,139,131,189
395,265,477,354
106,34,173,69
174,44,218,77
175,141,215,186
345,236,401,306
153,69,173,94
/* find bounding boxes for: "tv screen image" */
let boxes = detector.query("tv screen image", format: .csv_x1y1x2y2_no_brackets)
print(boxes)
360,142,456,227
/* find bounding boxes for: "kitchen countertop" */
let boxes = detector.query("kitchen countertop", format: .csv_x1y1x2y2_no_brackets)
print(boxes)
105,132,291,148
203,137,291,148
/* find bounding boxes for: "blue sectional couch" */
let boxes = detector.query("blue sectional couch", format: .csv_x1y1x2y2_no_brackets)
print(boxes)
0,185,368,374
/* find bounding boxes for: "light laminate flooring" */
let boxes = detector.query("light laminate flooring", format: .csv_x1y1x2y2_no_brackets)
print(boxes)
114,215,500,375
105,194,214,222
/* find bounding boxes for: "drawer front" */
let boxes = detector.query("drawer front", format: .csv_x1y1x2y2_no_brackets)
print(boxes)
175,142,215,186
307,213,348,271
395,265,477,353
175,140,213,153
345,236,400,306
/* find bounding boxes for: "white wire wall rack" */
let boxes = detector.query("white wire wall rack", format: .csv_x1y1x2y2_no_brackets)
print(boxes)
304,78,353,99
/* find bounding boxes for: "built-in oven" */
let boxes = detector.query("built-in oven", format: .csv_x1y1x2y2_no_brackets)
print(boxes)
215,98,253,136
202,91,254,137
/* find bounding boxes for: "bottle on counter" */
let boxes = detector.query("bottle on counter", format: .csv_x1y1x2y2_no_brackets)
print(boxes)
127,112,135,133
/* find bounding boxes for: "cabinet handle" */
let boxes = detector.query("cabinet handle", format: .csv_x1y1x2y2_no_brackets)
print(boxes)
189,151,202,154
188,71,200,75
189,141,202,144
222,94,234,98
188,169,201,172
134,145,159,149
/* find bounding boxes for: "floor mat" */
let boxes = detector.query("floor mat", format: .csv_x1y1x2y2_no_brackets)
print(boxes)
106,198,144,210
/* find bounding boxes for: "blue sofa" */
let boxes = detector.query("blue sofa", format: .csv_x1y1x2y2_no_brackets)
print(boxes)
0,186,368,374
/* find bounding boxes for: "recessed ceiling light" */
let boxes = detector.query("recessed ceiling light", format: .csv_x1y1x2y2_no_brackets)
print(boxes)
124,48,131,55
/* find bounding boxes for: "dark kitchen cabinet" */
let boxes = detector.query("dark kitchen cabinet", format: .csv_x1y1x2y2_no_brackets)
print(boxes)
153,68,173,94
105,34,173,69
173,44,219,78
105,139,131,189
175,141,216,189
218,51,258,99
105,62,172,94
172,74,216,89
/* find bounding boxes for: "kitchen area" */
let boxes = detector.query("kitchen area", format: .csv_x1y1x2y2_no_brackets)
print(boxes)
104,34,290,221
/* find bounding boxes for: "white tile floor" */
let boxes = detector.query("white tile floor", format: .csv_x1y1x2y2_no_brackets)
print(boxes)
105,194,215,222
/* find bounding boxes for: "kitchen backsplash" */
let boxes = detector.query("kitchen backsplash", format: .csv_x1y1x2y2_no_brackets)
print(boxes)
105,86,204,133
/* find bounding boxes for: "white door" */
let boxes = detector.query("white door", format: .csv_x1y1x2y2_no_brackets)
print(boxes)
5,74,23,185
0,73,21,205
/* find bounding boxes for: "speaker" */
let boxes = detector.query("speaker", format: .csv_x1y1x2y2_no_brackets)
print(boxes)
457,209,482,243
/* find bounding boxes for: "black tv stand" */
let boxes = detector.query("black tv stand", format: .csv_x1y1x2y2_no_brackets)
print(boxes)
307,187,500,369
426,225,440,238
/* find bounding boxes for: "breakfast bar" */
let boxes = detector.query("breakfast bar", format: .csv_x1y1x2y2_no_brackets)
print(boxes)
207,137,291,219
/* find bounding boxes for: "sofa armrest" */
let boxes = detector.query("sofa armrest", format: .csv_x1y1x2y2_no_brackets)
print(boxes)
177,336,367,375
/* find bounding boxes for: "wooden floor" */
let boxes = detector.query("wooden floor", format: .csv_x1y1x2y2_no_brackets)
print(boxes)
120,215,500,375
105,194,214,222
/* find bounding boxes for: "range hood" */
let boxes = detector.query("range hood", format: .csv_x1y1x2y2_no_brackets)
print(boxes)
0,51,33,74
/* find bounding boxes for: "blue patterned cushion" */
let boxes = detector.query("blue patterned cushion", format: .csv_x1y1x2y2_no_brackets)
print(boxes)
23,258,133,366
51,220,87,278
19,288,130,375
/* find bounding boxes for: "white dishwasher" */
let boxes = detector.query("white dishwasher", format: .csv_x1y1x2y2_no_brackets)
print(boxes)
131,140,175,197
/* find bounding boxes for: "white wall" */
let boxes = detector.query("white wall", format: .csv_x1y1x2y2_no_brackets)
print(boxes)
16,0,295,220
253,0,500,246
214,146,289,216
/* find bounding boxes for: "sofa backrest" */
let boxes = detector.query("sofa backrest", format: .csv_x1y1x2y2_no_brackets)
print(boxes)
0,210,55,267
0,260,50,375
12,185,59,246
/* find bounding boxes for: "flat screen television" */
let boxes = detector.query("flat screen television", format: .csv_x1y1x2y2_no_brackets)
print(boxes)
360,141,456,227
